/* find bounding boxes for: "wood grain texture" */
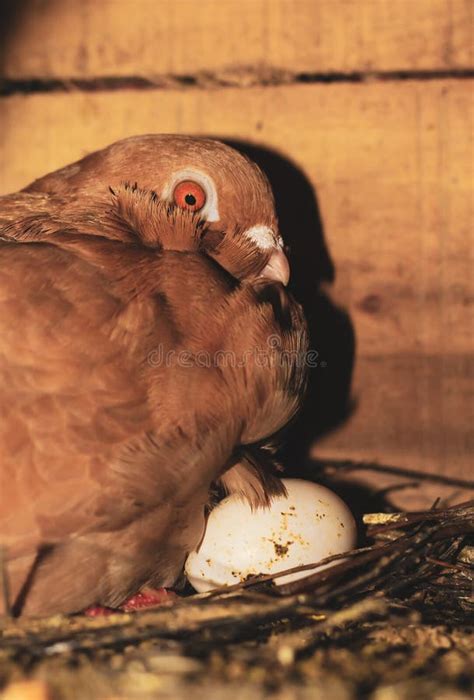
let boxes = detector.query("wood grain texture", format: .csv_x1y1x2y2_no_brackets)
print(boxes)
1,0,472,79
1,80,472,358
314,354,473,505
1,79,472,481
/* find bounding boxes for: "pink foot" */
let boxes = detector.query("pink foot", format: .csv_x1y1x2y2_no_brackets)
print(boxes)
84,605,116,617
119,587,178,612
83,588,178,616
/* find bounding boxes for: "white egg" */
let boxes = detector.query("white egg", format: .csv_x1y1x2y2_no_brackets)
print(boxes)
185,478,357,592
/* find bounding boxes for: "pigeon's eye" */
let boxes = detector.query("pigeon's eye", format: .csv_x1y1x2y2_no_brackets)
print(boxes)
173,181,206,211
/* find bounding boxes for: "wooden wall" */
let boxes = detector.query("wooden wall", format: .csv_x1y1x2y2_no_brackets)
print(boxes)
0,0,472,507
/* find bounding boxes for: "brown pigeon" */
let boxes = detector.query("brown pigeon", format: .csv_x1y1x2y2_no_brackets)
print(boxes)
0,135,308,617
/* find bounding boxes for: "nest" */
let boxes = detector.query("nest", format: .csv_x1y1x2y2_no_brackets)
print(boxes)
0,463,472,700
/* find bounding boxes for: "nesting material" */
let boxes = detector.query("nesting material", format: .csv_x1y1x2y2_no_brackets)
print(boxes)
0,487,472,699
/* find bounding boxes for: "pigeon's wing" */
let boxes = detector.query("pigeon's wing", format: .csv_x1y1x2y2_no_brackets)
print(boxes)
0,229,240,614
0,188,236,564
0,239,157,554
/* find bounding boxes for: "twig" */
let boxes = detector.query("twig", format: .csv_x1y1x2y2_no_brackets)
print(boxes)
0,546,11,618
316,459,474,489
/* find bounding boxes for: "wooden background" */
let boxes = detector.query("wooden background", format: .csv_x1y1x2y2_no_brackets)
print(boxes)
0,0,472,507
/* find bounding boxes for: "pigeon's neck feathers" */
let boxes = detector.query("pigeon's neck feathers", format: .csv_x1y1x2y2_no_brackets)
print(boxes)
111,183,204,252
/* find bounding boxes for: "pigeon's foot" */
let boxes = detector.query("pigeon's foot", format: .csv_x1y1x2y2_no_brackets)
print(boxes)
84,587,178,616
120,587,178,612
84,605,116,617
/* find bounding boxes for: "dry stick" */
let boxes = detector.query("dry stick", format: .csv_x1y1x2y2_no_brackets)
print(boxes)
365,500,474,536
425,556,473,576
372,481,421,498
317,458,474,489
0,546,11,618
424,579,472,591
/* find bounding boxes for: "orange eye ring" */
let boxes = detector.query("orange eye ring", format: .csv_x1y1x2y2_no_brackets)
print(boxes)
173,180,207,212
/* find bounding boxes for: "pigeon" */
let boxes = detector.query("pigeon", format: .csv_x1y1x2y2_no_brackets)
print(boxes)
0,135,308,616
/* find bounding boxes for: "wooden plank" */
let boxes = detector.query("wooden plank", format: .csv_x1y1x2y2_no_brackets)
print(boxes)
1,0,472,79
0,81,471,356
0,80,472,480
312,353,474,506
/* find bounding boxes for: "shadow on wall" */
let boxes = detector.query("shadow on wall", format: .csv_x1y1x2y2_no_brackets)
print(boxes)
0,1,32,75
224,140,356,467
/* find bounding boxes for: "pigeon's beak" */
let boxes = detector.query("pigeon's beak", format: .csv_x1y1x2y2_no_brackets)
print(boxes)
260,247,290,286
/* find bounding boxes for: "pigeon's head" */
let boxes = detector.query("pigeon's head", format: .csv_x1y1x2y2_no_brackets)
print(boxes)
25,134,290,286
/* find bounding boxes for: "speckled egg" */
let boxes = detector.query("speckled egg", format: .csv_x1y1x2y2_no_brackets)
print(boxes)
185,478,357,592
